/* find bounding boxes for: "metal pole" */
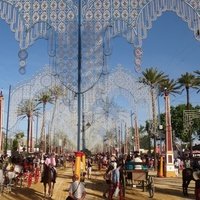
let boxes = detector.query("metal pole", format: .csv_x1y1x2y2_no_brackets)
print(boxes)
120,122,123,154
82,94,85,150
157,89,162,154
124,123,127,154
5,85,11,154
130,111,134,153
77,0,82,151
118,127,120,155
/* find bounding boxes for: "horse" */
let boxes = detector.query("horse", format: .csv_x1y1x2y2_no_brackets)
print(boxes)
41,163,57,198
182,168,194,196
182,157,200,196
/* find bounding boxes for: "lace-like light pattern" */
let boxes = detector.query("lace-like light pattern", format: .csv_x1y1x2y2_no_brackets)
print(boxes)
1,0,200,90
9,65,151,148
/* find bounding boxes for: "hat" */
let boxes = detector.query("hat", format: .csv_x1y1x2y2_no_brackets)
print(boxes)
193,171,200,181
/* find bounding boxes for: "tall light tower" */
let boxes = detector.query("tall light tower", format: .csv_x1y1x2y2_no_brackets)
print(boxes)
164,88,176,177
134,115,140,152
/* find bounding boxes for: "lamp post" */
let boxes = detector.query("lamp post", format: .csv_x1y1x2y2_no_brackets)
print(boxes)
158,124,164,154
82,121,91,150
81,93,92,150
130,111,140,153
130,111,134,153
76,0,82,151
82,94,85,150
134,115,140,153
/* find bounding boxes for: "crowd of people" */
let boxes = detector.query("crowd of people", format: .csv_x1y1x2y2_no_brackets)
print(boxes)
0,150,200,200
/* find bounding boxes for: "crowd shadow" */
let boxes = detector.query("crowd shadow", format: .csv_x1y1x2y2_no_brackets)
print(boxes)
1,186,44,200
154,186,195,200
154,177,196,199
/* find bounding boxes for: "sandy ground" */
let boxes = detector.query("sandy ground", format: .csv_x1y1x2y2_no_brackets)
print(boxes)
0,163,196,200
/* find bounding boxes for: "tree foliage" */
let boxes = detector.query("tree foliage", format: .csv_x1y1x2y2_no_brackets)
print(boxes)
177,72,199,109
160,104,200,142
17,99,39,152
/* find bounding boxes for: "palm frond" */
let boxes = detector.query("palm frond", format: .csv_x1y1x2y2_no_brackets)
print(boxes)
159,79,181,96
140,67,168,88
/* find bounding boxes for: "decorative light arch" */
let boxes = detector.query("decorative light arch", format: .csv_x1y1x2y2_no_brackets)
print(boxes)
0,0,199,84
1,0,200,150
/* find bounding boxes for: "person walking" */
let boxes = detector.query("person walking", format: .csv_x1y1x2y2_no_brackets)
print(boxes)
103,164,114,198
108,162,123,200
87,157,92,179
67,174,86,200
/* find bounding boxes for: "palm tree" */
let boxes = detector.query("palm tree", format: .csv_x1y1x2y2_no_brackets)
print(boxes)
140,67,168,123
17,99,39,153
36,90,54,153
48,85,65,152
177,72,198,110
12,131,24,152
159,79,181,97
140,67,168,169
104,131,116,155
194,70,200,93
159,78,181,129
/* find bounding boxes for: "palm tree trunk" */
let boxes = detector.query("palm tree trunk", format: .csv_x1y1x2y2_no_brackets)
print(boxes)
27,116,30,153
40,103,46,153
49,99,57,153
30,116,33,152
186,87,190,110
186,87,192,157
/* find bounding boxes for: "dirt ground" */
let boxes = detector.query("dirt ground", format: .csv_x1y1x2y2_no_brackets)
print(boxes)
0,163,196,200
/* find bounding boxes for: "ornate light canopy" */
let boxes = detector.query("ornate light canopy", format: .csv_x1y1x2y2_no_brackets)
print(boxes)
9,64,151,150
1,0,200,92
2,0,200,151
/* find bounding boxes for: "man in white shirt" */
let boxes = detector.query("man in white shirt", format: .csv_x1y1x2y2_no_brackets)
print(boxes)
68,174,86,200
134,154,143,170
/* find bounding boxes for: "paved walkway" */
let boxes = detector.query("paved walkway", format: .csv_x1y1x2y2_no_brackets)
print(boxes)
0,163,196,200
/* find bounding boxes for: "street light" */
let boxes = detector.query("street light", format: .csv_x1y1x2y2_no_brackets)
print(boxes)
130,111,140,153
85,122,91,129
130,111,134,153
81,93,93,150
158,124,164,154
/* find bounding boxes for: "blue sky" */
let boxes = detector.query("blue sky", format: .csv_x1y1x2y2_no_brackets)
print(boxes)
0,11,200,132
107,11,200,114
